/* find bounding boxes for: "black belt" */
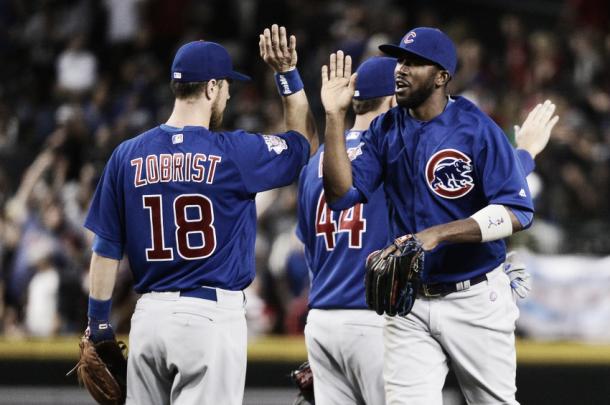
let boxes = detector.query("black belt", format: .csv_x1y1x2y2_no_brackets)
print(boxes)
419,274,488,297
180,287,218,301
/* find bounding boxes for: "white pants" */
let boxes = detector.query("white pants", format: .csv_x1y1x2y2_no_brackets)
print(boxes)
126,289,247,405
305,309,386,405
384,266,520,405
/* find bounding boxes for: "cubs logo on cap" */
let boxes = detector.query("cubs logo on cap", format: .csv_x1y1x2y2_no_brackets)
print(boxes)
379,27,457,76
404,31,417,44
425,149,474,199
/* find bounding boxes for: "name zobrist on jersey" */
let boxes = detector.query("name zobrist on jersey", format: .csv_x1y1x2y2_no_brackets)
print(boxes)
131,152,222,187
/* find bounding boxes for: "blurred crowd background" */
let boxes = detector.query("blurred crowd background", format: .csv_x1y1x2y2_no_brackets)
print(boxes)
0,0,608,339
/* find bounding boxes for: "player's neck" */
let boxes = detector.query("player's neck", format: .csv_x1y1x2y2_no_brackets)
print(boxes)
165,99,212,129
409,91,448,122
352,101,393,130
352,111,379,131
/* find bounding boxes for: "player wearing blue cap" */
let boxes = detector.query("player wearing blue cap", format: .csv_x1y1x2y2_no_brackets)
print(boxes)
298,56,396,405
82,25,317,405
320,27,558,404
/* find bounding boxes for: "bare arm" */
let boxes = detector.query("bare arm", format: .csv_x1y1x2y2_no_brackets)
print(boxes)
259,24,318,154
320,51,358,203
89,252,120,300
414,207,522,251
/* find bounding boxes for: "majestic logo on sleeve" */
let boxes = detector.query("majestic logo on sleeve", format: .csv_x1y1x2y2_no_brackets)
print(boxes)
262,135,288,155
425,149,474,199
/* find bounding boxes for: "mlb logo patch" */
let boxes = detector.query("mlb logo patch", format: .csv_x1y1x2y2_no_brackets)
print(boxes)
354,90,360,97
262,135,288,155
173,72,182,79
172,134,184,144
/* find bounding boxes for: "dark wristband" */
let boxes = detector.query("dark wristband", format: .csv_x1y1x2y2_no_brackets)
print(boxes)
274,69,304,96
88,296,112,321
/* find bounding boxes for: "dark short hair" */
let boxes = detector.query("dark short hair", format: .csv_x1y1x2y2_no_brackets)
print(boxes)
170,80,208,100
352,96,386,115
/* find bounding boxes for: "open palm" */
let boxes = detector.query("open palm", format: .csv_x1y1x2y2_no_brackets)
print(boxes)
321,51,357,113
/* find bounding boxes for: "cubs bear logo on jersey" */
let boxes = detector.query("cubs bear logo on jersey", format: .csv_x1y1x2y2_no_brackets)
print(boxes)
425,149,474,199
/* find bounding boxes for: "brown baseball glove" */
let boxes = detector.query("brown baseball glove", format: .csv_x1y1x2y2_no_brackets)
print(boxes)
68,336,128,405
365,235,424,317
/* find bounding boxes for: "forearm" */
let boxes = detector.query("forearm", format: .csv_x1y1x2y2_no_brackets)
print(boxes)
322,111,353,202
89,252,120,300
415,206,523,250
282,89,318,154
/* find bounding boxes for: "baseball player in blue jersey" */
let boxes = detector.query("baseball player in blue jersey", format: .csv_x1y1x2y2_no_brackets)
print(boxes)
298,56,397,405
320,27,558,405
82,25,317,405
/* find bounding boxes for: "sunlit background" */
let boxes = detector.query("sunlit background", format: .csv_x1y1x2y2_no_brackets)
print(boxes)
0,0,608,403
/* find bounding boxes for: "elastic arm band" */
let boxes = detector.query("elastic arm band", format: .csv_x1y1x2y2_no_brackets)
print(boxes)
470,204,513,242
274,68,304,96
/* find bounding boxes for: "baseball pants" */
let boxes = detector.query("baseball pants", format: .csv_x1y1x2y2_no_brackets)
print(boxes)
305,309,386,405
383,265,520,405
126,288,247,405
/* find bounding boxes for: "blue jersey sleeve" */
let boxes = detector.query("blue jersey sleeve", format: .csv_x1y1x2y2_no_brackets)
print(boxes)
515,148,535,176
92,234,123,260
295,166,307,243
227,130,310,194
84,148,126,244
475,123,534,212
350,117,385,203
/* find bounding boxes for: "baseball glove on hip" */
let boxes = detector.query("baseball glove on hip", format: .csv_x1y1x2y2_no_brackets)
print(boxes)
290,361,314,405
68,336,128,405
365,235,424,317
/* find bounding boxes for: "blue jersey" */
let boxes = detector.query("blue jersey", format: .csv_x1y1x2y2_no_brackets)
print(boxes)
350,97,534,283
296,130,390,309
85,125,309,293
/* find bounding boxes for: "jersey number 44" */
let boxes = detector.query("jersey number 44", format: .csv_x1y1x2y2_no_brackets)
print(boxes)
315,192,366,251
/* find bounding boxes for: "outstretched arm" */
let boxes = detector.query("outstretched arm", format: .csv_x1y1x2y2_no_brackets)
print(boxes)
320,51,358,203
259,24,318,155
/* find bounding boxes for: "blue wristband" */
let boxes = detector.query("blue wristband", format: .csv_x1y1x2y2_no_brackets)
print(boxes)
88,296,112,321
274,69,303,96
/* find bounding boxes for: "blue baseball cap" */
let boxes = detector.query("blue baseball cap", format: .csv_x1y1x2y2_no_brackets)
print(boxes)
171,41,251,82
353,57,397,100
379,27,457,76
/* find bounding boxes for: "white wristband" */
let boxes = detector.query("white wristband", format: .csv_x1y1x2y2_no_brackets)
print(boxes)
470,204,513,242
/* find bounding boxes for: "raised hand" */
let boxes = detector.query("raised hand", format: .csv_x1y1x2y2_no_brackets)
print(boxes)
259,24,297,73
515,99,559,158
320,51,357,114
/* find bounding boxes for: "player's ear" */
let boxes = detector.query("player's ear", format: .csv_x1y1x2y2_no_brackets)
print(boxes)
435,70,450,88
204,80,218,101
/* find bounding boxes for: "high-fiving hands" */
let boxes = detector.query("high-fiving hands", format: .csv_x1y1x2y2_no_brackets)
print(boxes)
321,51,357,114
259,24,297,73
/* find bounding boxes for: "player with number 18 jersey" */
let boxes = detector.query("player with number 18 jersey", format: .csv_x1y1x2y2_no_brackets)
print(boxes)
85,125,308,293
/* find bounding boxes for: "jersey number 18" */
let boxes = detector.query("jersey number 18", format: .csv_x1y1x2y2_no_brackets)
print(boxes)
143,194,217,261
